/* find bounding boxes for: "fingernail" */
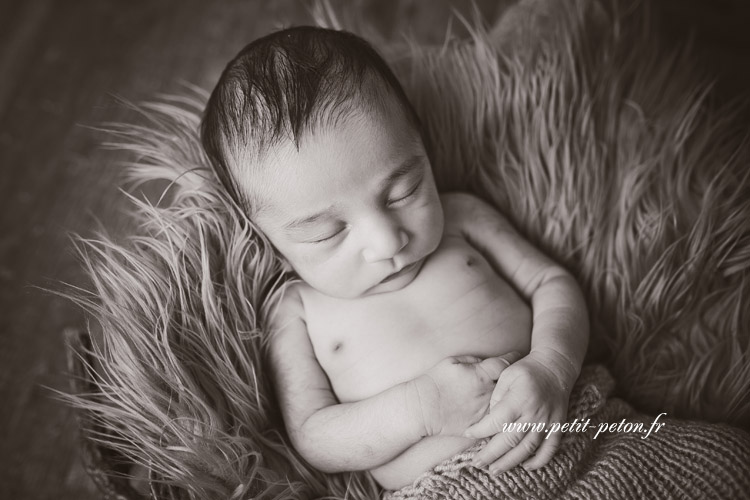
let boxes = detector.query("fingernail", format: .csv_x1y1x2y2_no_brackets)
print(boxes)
463,431,475,439
472,458,484,467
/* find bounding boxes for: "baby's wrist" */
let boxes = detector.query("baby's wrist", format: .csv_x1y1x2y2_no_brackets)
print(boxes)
405,376,436,438
529,348,580,390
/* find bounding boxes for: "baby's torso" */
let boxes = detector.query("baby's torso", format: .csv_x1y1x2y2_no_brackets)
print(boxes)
297,235,532,489
300,235,531,403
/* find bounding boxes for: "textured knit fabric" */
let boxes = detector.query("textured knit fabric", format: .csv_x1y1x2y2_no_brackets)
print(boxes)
386,365,750,500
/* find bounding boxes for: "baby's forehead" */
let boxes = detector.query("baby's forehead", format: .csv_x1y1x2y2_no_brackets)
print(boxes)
258,95,418,162
247,111,424,221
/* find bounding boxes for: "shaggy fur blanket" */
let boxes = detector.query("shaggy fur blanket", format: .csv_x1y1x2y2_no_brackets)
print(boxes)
66,1,750,499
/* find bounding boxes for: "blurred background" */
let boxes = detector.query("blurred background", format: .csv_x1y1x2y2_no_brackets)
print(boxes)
0,1,748,498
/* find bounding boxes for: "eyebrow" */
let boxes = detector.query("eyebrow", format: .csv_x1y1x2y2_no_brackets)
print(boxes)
282,154,426,231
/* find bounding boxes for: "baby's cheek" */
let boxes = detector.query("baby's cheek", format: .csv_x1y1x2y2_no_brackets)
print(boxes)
420,202,444,245
304,252,352,285
282,248,324,279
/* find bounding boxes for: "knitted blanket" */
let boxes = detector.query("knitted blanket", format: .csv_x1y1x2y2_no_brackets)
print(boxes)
387,366,750,500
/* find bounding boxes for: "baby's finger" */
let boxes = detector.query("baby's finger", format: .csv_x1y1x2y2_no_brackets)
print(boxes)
477,352,522,381
463,406,518,439
470,421,523,467
522,429,561,470
452,355,483,364
486,430,544,474
488,382,508,409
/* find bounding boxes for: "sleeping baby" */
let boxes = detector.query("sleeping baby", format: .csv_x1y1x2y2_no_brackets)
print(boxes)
200,26,589,490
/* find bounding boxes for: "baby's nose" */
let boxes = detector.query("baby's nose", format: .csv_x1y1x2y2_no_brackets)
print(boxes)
362,217,408,263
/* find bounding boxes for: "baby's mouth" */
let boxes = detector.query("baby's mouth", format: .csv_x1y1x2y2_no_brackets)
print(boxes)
380,260,420,284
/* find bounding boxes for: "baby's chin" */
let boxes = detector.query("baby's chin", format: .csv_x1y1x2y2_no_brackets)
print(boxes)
362,259,425,296
304,259,426,299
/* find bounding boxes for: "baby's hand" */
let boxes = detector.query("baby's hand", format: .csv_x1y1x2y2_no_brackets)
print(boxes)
463,350,578,473
413,352,522,437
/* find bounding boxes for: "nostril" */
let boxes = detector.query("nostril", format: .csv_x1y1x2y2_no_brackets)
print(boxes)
398,229,409,251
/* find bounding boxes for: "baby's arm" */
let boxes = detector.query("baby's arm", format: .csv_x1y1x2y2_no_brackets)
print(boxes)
441,192,589,472
268,285,517,473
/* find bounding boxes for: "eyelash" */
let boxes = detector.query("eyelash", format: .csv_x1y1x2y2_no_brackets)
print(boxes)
309,227,344,244
387,178,422,206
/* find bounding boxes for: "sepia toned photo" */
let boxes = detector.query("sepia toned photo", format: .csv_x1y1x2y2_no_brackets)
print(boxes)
2,1,750,499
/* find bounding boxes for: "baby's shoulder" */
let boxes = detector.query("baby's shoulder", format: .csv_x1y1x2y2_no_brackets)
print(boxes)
440,191,511,234
266,282,311,354
440,191,482,236
269,281,307,324
439,190,481,207
440,191,502,219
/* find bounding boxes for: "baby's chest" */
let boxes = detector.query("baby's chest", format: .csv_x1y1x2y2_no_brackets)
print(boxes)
305,243,531,402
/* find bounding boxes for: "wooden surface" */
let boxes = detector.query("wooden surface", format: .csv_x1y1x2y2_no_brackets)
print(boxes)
0,1,747,499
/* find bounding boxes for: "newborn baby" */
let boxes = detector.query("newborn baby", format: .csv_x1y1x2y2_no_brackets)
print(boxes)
201,26,588,490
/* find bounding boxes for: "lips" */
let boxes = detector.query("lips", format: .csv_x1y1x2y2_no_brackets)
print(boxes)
381,261,419,283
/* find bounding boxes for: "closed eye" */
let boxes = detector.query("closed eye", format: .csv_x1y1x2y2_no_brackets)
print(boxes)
387,177,423,206
308,227,345,244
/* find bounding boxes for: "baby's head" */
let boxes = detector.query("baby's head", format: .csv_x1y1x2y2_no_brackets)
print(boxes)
201,26,443,299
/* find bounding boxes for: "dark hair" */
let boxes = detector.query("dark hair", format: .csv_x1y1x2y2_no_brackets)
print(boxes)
200,26,420,214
